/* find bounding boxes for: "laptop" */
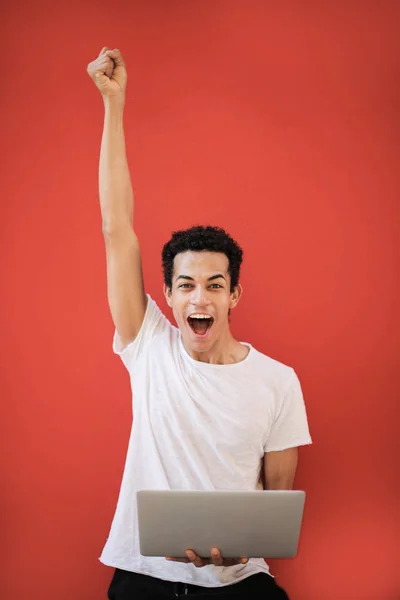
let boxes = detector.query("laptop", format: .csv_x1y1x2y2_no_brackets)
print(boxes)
137,489,306,559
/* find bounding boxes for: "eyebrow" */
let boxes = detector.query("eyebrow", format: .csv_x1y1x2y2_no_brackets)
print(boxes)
176,274,226,282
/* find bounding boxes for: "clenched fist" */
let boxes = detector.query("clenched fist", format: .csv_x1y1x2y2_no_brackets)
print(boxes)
87,47,127,99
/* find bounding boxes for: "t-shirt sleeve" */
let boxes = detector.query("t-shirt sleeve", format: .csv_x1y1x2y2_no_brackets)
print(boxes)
112,294,171,373
264,370,312,452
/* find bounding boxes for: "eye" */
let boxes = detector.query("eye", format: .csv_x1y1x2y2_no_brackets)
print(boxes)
179,283,193,288
209,284,223,288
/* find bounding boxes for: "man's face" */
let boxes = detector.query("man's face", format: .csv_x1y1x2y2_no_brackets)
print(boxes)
164,251,242,355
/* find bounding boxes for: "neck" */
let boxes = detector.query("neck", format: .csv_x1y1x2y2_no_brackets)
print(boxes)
183,329,249,365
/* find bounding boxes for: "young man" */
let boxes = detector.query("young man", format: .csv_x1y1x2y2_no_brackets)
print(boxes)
87,48,312,600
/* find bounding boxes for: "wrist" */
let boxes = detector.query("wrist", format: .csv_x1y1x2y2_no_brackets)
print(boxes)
103,94,125,114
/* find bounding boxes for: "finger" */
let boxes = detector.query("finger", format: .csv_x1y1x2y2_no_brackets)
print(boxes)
165,557,190,563
99,46,109,56
87,57,110,77
226,557,248,565
95,57,112,71
105,48,125,67
105,60,114,79
186,550,207,568
210,547,224,566
95,57,114,78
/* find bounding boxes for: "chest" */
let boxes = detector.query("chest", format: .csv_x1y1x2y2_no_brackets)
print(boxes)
132,349,276,455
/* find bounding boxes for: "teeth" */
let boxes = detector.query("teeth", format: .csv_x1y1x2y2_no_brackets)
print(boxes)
189,314,213,319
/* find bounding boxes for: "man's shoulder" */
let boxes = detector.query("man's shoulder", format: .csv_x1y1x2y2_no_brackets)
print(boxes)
142,299,178,345
247,344,295,385
144,295,176,333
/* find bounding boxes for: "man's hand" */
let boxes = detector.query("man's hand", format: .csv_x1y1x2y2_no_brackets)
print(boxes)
166,548,249,568
87,47,127,99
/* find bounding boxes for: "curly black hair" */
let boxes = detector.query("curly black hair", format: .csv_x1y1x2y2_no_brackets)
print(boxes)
162,225,243,292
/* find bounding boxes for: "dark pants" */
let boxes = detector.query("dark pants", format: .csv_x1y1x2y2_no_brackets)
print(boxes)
108,569,290,599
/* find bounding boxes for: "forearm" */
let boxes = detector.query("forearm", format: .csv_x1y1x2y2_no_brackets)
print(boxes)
99,97,134,232
264,476,294,490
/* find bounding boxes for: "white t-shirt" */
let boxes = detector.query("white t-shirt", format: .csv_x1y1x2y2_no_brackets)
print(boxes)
99,295,312,587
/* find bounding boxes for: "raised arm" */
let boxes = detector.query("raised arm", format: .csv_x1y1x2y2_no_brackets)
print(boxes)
87,47,147,350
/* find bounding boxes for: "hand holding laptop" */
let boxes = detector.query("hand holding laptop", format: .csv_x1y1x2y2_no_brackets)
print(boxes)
166,547,249,568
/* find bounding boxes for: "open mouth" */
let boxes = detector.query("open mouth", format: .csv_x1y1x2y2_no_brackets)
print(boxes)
187,315,214,336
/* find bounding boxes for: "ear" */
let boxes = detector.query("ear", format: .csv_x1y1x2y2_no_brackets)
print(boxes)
163,283,173,307
229,283,243,309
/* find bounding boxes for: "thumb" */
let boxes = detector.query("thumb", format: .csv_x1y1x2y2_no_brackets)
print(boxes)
94,71,110,87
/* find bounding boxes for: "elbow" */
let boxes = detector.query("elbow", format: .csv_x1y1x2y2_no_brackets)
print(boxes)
102,218,133,238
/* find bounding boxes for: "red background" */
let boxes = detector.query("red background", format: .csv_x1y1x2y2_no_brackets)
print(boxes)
1,1,399,599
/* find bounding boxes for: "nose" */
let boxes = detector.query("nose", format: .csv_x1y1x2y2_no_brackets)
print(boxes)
189,284,210,308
